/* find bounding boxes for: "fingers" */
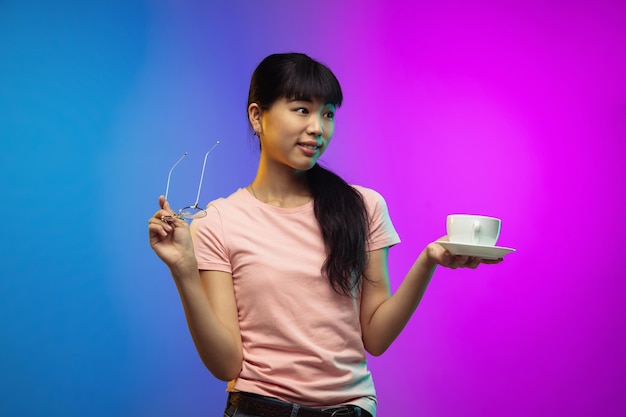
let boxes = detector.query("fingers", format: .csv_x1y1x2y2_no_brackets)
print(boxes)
148,216,174,239
442,254,471,269
428,241,503,270
479,258,504,265
149,196,184,239
154,195,177,222
441,252,502,269
152,209,186,228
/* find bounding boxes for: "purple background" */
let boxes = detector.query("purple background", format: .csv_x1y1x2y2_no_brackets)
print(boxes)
1,0,624,416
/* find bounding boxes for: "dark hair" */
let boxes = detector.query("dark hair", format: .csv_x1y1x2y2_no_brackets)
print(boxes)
248,53,369,296
248,52,343,111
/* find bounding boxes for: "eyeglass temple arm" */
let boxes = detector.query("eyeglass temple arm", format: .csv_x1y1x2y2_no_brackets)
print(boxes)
192,141,220,207
165,152,188,200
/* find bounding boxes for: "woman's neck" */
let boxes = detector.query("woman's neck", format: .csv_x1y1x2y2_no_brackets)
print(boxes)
249,164,312,208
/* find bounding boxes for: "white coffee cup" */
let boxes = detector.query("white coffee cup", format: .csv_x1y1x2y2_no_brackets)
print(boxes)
446,214,501,246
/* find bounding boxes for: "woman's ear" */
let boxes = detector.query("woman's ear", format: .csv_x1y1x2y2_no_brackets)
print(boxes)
248,103,263,135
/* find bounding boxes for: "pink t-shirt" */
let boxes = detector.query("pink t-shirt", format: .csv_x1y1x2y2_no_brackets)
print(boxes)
190,186,400,415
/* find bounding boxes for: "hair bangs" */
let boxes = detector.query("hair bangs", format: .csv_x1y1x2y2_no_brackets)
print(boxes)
279,58,343,107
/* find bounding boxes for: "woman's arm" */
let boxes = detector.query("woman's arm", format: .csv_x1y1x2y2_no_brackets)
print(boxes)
149,196,242,381
359,242,498,356
172,268,243,381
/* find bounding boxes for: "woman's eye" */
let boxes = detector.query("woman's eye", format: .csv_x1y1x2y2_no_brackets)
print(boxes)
324,111,335,119
296,108,309,114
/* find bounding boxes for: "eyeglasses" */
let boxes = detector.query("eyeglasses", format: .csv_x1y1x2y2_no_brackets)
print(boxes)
162,141,220,221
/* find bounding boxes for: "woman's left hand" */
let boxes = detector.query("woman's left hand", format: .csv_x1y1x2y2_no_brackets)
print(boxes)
426,237,503,269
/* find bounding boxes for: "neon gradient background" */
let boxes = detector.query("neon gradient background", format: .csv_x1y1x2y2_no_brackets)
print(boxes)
1,1,625,416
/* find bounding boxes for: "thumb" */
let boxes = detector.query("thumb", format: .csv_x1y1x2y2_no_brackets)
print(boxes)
159,195,173,212
440,250,454,267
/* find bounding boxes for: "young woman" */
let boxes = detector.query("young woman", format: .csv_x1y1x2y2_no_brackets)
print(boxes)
148,53,501,417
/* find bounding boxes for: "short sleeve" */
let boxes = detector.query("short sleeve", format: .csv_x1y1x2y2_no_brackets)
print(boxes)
355,186,401,251
189,202,232,272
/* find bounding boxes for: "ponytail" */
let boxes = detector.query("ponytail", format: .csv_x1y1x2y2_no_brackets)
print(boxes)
307,164,369,296
246,54,364,294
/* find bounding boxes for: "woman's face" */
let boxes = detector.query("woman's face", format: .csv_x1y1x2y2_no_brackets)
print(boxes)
253,96,336,172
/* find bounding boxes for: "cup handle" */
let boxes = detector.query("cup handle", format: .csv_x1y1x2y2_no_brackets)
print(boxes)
472,221,481,245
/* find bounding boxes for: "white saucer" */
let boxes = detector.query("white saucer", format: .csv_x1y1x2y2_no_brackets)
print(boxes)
437,241,516,260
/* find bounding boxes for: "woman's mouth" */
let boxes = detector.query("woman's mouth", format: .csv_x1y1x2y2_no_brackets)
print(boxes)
298,143,320,157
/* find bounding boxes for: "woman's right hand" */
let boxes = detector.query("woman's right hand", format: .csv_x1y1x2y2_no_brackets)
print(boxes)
148,196,197,273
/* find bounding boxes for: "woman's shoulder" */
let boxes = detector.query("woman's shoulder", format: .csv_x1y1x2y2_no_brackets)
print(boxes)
350,184,395,219
193,188,252,232
350,184,385,203
206,188,250,210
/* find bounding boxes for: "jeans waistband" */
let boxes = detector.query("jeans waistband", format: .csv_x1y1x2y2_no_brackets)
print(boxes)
227,392,372,417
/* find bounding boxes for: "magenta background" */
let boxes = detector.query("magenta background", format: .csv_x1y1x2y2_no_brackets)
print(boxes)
1,0,625,416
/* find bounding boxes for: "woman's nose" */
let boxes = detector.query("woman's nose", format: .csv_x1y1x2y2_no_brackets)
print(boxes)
308,115,323,136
